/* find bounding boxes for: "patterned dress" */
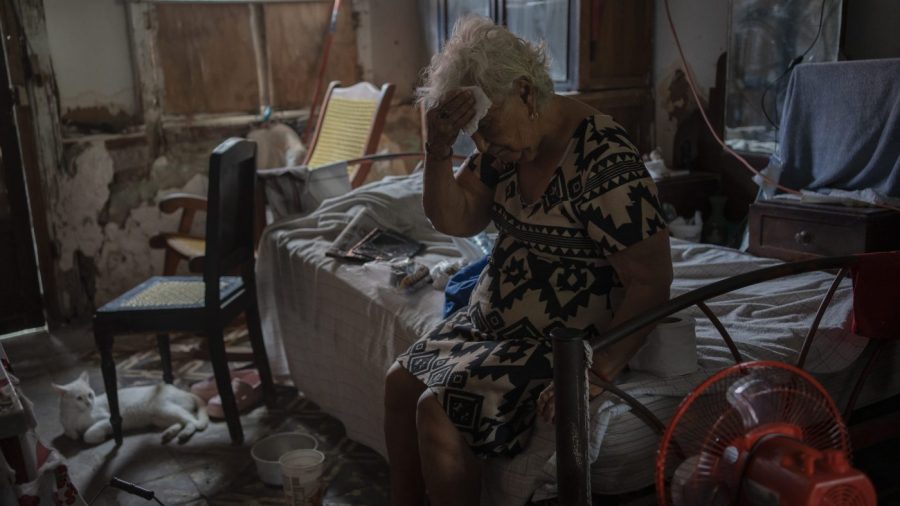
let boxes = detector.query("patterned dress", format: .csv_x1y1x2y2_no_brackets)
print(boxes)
395,114,667,458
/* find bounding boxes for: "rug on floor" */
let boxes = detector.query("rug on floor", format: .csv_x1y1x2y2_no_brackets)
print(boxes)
81,327,389,505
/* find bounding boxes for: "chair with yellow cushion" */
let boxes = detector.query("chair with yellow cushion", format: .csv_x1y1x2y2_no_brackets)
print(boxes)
150,80,395,275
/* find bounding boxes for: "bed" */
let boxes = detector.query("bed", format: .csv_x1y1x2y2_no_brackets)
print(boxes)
256,172,900,505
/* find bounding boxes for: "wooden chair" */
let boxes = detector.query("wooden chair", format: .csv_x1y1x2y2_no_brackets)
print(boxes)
93,138,276,445
150,80,395,276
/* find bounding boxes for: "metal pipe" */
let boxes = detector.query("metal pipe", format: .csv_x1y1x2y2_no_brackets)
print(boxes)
797,266,848,369
591,378,666,435
696,301,743,363
552,327,591,506
843,340,886,421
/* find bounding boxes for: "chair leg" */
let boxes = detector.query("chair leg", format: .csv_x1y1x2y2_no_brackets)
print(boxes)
162,249,181,276
245,299,277,408
157,334,174,384
94,326,123,445
208,326,243,445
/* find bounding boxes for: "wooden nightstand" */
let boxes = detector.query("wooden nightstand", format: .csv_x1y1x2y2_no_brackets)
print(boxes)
748,200,900,261
653,172,721,219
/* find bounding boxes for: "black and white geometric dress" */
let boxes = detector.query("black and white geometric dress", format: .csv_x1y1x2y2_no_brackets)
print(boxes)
395,114,667,458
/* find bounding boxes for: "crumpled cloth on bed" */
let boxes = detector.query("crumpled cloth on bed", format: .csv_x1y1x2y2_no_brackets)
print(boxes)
258,161,351,221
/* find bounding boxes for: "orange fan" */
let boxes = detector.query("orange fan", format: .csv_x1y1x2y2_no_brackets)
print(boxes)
656,361,876,506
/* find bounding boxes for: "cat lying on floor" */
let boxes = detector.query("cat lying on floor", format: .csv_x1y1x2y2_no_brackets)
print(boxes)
52,372,208,444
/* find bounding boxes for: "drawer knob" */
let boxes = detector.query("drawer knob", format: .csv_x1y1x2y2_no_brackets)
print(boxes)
795,230,812,244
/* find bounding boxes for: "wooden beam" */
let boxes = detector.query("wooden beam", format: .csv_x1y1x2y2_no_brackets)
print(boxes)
125,2,164,159
129,0,331,3
248,3,271,113
2,0,65,325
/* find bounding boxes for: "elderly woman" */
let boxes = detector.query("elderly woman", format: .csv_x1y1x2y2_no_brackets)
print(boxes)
384,16,672,506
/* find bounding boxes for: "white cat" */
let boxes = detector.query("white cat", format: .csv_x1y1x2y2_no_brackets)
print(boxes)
52,371,208,444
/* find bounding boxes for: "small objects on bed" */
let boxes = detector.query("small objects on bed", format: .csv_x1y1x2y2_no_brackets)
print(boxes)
326,208,379,260
429,260,463,290
326,208,423,262
346,228,424,262
392,260,432,293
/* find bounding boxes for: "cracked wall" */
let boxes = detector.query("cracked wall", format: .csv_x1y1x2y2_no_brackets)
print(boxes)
652,0,727,167
26,0,425,322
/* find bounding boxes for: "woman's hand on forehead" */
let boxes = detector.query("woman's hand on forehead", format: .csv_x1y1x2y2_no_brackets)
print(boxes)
426,89,477,148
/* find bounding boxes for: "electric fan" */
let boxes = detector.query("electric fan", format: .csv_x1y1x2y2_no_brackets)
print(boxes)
656,361,876,506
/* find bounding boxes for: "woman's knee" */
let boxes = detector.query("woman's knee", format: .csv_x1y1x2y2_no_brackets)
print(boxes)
385,364,426,413
415,391,452,444
416,392,480,479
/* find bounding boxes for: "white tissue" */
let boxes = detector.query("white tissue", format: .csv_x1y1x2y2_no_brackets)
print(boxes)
460,86,492,136
628,314,698,377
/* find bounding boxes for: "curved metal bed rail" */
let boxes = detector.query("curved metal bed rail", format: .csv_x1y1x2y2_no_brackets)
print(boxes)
589,254,859,354
552,254,861,505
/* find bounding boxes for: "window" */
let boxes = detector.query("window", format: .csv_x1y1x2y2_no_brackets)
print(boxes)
724,0,843,154
420,0,579,90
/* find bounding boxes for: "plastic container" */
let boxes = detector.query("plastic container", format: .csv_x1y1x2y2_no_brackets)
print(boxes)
280,449,325,505
251,432,318,486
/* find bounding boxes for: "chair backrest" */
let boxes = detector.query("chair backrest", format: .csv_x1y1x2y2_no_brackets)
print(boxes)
204,138,257,305
304,81,395,188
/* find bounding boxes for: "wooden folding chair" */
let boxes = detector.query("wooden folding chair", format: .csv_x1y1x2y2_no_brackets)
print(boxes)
150,81,395,276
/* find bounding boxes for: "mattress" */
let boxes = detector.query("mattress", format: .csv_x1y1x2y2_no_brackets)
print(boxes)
257,174,899,504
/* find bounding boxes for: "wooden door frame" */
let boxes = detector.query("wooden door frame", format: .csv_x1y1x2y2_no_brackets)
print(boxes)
0,0,60,325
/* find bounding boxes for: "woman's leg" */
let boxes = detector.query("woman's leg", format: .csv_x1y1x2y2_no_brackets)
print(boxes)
385,363,428,506
416,391,481,506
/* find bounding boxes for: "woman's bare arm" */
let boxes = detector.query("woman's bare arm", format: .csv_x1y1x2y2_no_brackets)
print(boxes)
593,231,673,380
422,89,493,237
537,231,672,423
423,159,493,237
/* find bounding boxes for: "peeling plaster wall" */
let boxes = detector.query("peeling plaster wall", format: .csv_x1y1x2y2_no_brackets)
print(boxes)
53,134,222,316
352,0,426,179
354,0,428,101
653,0,728,167
43,0,138,129
22,0,426,322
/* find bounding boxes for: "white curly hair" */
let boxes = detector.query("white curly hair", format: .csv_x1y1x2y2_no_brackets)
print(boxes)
417,16,554,110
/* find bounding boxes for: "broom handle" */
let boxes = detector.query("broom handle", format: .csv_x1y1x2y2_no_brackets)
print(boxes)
302,0,342,146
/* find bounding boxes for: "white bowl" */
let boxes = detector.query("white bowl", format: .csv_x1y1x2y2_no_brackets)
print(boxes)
251,432,319,486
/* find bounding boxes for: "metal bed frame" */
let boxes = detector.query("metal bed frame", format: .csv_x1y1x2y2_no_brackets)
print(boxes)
549,254,886,506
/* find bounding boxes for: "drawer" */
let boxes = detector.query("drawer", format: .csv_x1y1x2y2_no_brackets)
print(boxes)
748,200,900,261
756,214,866,258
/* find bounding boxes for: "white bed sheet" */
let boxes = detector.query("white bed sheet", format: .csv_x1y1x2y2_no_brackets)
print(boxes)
257,174,893,503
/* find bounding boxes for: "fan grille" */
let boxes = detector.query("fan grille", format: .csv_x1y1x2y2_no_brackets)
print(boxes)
656,361,850,506
822,484,869,506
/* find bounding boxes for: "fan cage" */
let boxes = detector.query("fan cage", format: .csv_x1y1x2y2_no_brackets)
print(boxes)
656,360,851,506
822,484,870,506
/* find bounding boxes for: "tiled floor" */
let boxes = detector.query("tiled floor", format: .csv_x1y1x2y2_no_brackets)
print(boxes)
5,323,388,506
6,323,900,505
